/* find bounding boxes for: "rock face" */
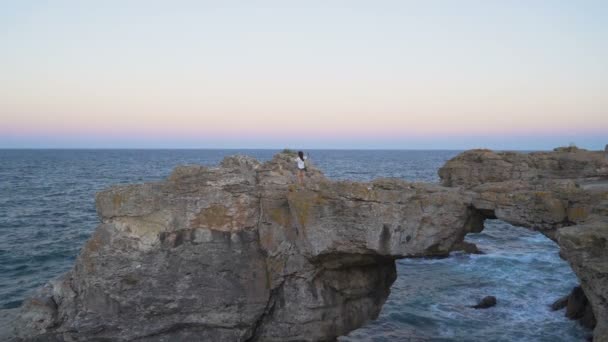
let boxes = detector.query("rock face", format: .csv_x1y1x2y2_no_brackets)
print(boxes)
439,147,608,342
12,153,481,341
559,221,607,336
565,287,596,327
551,286,597,329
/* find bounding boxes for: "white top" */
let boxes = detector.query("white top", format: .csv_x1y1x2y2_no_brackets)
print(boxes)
295,156,307,170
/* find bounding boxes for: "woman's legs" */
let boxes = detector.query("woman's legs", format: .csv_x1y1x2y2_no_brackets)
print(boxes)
297,169,304,184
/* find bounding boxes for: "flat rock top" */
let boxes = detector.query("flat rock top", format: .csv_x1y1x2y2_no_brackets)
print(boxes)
439,147,608,188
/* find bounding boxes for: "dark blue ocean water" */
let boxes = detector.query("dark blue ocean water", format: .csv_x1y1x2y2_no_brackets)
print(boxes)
0,150,589,340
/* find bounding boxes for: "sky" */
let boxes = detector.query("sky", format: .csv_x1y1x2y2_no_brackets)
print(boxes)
1,1,607,150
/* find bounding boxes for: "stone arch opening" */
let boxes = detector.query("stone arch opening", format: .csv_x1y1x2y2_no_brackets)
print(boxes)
339,215,594,341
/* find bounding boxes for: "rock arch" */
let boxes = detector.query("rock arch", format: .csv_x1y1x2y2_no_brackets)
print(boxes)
9,148,608,342
439,147,608,341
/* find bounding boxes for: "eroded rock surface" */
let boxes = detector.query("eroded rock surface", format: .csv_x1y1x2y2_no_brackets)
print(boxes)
11,153,480,341
439,147,608,341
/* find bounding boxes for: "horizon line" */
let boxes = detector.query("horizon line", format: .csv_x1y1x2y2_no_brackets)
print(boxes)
0,147,559,151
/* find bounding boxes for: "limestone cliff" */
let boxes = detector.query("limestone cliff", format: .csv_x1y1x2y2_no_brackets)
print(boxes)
439,147,608,342
11,153,480,341
12,147,608,341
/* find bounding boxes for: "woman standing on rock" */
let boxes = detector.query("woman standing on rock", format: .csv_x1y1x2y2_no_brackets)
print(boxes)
295,151,308,184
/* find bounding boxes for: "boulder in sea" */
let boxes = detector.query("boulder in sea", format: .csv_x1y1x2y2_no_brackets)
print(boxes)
552,286,597,331
451,241,483,254
551,295,569,311
470,296,497,309
567,286,590,320
565,286,596,329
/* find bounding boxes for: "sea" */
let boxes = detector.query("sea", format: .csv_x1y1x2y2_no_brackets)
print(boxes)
0,149,591,341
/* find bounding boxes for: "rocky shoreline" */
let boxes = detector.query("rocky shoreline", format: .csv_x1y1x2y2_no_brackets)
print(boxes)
5,147,608,341
439,146,608,341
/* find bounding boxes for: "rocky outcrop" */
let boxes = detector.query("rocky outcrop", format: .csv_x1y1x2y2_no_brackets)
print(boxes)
551,286,597,329
439,147,608,341
438,146,608,188
12,147,608,341
11,153,481,341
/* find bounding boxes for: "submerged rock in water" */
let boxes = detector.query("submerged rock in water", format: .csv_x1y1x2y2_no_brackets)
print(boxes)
551,295,569,311
566,286,597,330
470,296,497,309
11,153,480,342
553,286,597,331
567,286,590,320
451,241,484,254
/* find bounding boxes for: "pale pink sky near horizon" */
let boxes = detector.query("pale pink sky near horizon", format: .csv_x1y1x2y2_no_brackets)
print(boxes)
1,1,607,149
